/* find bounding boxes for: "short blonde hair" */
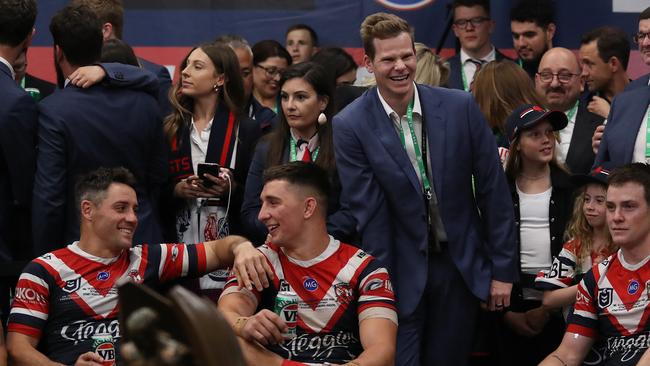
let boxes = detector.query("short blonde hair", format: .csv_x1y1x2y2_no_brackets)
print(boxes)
414,43,450,87
360,12,413,60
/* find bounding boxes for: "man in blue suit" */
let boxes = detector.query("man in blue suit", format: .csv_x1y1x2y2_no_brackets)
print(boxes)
32,4,167,255
446,0,511,91
333,12,517,366
625,7,650,92
0,0,38,262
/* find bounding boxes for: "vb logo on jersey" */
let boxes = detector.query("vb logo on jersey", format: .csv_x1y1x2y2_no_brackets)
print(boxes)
375,0,434,11
598,288,613,308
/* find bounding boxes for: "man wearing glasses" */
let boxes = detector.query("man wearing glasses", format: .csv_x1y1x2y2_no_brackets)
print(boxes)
624,7,650,91
535,47,602,174
446,0,511,91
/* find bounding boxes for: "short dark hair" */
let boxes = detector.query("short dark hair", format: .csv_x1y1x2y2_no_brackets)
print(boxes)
510,0,555,29
252,39,292,66
0,0,37,47
101,38,139,66
581,26,630,71
50,4,103,66
607,163,650,205
262,162,330,209
640,6,650,22
452,0,490,15
215,34,251,52
75,167,137,209
286,24,319,47
310,47,357,83
69,0,124,39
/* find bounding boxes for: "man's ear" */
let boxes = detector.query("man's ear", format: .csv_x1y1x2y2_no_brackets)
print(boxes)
54,45,65,64
545,23,556,44
80,200,94,222
609,56,621,73
101,22,114,41
303,197,318,219
363,54,374,74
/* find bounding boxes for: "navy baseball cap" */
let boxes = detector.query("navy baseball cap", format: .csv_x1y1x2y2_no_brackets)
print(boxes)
506,104,568,142
571,163,616,187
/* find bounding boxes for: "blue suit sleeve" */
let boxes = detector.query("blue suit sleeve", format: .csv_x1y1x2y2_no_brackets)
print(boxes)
332,114,394,267
0,93,37,207
99,63,159,98
593,96,615,167
465,96,518,283
240,142,270,245
32,103,67,255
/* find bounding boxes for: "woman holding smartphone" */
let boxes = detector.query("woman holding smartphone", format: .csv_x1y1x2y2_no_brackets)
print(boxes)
241,62,356,245
164,43,261,247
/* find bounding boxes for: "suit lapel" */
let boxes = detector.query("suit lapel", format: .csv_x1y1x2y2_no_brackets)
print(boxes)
0,62,12,80
418,85,445,198
366,88,421,194
622,88,650,162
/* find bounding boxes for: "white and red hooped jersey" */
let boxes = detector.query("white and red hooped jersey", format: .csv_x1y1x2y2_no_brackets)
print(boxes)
568,250,650,366
220,236,397,365
8,242,206,365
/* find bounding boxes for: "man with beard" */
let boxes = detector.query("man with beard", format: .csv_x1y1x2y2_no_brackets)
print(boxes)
509,0,556,79
624,7,650,91
31,4,166,255
535,47,602,174
446,0,511,91
579,27,630,120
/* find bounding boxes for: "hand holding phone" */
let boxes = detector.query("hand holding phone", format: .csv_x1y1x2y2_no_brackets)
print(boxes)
197,163,221,188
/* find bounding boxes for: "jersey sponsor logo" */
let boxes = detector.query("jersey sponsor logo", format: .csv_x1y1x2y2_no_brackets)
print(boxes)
303,277,318,292
334,283,354,305
278,331,359,361
375,0,434,11
598,288,613,308
363,278,385,292
628,280,640,295
63,277,82,294
605,331,650,362
206,269,230,282
15,287,47,304
92,336,116,365
97,271,110,281
60,319,120,345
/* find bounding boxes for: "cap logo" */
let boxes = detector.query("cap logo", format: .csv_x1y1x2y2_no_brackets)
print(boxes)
592,167,610,176
520,105,546,119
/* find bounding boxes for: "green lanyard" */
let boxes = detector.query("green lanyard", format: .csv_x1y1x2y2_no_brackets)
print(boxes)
645,108,650,159
289,136,319,162
396,99,432,200
461,64,469,92
20,76,25,89
565,100,579,122
517,59,523,67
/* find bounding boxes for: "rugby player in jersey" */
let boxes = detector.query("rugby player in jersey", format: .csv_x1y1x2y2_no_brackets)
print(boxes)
218,162,398,366
540,163,650,366
6,167,273,366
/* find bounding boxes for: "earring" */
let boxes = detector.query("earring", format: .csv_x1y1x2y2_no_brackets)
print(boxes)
317,112,327,125
213,84,219,93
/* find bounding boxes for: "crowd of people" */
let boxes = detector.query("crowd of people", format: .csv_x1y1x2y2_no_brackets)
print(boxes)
2,0,650,365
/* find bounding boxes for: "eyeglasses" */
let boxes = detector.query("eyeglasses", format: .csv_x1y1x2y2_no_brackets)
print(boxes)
453,17,490,29
633,32,650,44
255,64,284,78
536,71,579,84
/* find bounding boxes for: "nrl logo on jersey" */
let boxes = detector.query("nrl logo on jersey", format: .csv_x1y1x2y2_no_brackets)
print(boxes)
598,288,613,308
63,277,82,294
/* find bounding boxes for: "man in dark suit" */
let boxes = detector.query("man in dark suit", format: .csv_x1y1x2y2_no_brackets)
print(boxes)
32,4,167,256
0,0,38,262
509,0,556,79
333,12,517,366
446,0,511,91
626,7,650,91
71,0,172,115
13,50,56,99
535,47,602,174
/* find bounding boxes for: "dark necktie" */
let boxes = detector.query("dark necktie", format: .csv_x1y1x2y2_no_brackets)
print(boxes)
297,139,311,162
467,59,485,88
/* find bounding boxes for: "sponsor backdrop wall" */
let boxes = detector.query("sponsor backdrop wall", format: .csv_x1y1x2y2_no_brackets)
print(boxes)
28,0,650,83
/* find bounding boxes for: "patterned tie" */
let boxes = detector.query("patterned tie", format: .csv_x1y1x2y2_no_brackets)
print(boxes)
297,139,311,162
467,59,486,88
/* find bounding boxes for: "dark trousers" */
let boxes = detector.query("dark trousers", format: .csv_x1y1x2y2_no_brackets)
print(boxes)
396,247,480,366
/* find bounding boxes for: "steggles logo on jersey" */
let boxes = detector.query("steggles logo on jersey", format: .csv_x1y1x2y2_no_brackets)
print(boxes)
60,319,120,345
599,288,613,308
278,332,359,361
63,277,82,294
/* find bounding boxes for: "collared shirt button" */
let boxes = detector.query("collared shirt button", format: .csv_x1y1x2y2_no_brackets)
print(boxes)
551,217,555,222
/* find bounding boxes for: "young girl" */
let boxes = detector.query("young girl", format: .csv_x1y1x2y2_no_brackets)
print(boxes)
535,165,616,311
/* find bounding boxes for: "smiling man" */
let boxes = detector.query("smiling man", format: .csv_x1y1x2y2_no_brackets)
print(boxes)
7,167,271,366
219,162,397,366
535,47,602,174
509,0,556,79
624,7,650,91
540,163,650,366
446,0,511,91
332,12,517,366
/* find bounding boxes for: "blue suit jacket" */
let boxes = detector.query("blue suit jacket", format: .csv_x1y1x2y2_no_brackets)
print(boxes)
594,86,650,168
0,62,38,261
332,85,517,316
139,57,172,116
32,64,167,255
625,72,650,92
446,49,511,90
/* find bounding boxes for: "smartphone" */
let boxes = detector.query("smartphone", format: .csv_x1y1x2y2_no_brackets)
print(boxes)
197,163,221,188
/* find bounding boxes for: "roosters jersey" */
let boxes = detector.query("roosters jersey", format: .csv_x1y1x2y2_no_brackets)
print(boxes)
535,239,613,291
568,250,650,365
221,236,397,364
8,242,207,365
